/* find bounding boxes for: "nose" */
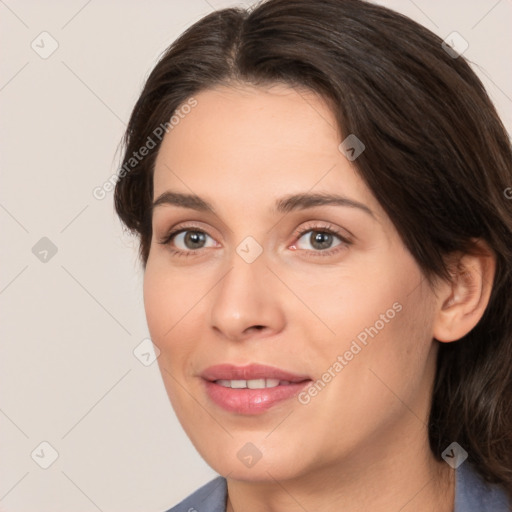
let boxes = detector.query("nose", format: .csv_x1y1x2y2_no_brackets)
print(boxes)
209,250,286,342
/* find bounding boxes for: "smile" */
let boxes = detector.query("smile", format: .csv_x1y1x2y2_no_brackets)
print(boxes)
215,379,292,388
200,364,312,415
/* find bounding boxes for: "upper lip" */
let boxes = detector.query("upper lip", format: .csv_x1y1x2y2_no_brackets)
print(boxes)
201,364,311,383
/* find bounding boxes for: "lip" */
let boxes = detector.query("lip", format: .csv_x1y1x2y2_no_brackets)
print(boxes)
200,364,312,415
201,363,311,382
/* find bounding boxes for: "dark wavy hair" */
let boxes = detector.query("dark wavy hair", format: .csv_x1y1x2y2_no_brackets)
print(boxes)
114,0,512,495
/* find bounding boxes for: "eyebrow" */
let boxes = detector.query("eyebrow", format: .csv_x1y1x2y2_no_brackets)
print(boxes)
151,191,375,218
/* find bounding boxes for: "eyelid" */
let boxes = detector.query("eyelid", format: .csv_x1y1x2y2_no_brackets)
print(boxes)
157,221,218,246
157,220,353,257
291,221,352,244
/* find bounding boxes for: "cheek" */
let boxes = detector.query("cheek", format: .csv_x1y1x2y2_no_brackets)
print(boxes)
296,271,436,455
144,265,200,412
309,252,432,394
143,263,191,362
143,267,170,341
301,254,418,360
143,257,198,338
143,260,215,393
325,271,435,414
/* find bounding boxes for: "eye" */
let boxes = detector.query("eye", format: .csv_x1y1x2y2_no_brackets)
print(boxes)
157,222,352,259
158,226,217,257
173,230,216,250
291,223,352,257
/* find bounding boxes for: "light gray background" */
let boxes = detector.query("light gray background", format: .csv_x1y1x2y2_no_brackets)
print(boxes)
1,0,511,510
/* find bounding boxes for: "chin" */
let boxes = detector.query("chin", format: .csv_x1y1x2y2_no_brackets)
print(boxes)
194,438,310,482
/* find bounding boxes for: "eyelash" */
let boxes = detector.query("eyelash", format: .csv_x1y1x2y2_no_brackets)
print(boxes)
157,222,352,259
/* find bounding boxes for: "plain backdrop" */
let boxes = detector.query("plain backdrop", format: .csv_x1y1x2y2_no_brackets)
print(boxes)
0,0,511,510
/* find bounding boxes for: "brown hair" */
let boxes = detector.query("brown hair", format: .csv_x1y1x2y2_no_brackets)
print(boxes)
114,0,512,494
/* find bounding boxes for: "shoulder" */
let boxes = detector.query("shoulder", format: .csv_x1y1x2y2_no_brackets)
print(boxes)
162,476,227,512
454,461,511,512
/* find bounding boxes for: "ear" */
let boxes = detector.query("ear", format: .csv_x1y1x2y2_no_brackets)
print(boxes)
432,239,496,343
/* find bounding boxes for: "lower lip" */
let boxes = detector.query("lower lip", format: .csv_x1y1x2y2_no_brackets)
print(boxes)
203,379,311,415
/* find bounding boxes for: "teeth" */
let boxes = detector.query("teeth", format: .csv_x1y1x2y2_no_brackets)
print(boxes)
247,379,266,389
215,378,284,389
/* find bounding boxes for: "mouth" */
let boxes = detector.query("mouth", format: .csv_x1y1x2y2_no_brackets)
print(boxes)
214,378,297,388
200,364,312,415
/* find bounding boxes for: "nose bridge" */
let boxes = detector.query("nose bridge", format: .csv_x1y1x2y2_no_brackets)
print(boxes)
210,242,284,340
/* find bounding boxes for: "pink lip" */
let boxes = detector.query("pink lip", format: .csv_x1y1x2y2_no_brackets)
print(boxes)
201,363,311,382
200,364,312,415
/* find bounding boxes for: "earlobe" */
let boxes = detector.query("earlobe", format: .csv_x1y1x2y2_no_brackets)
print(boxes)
432,240,496,343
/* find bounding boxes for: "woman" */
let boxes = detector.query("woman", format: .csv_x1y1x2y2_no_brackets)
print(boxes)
114,0,512,510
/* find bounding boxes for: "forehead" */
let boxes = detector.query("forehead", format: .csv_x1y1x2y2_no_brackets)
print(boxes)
152,83,378,216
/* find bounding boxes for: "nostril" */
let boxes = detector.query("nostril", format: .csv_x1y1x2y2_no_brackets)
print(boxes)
243,325,266,336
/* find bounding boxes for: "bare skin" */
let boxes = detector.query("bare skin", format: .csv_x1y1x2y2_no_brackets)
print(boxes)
143,83,495,512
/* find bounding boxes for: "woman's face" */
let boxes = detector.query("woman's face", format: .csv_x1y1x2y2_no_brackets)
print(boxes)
144,83,440,481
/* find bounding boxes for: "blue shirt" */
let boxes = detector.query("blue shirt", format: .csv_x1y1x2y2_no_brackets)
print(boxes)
163,462,511,512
